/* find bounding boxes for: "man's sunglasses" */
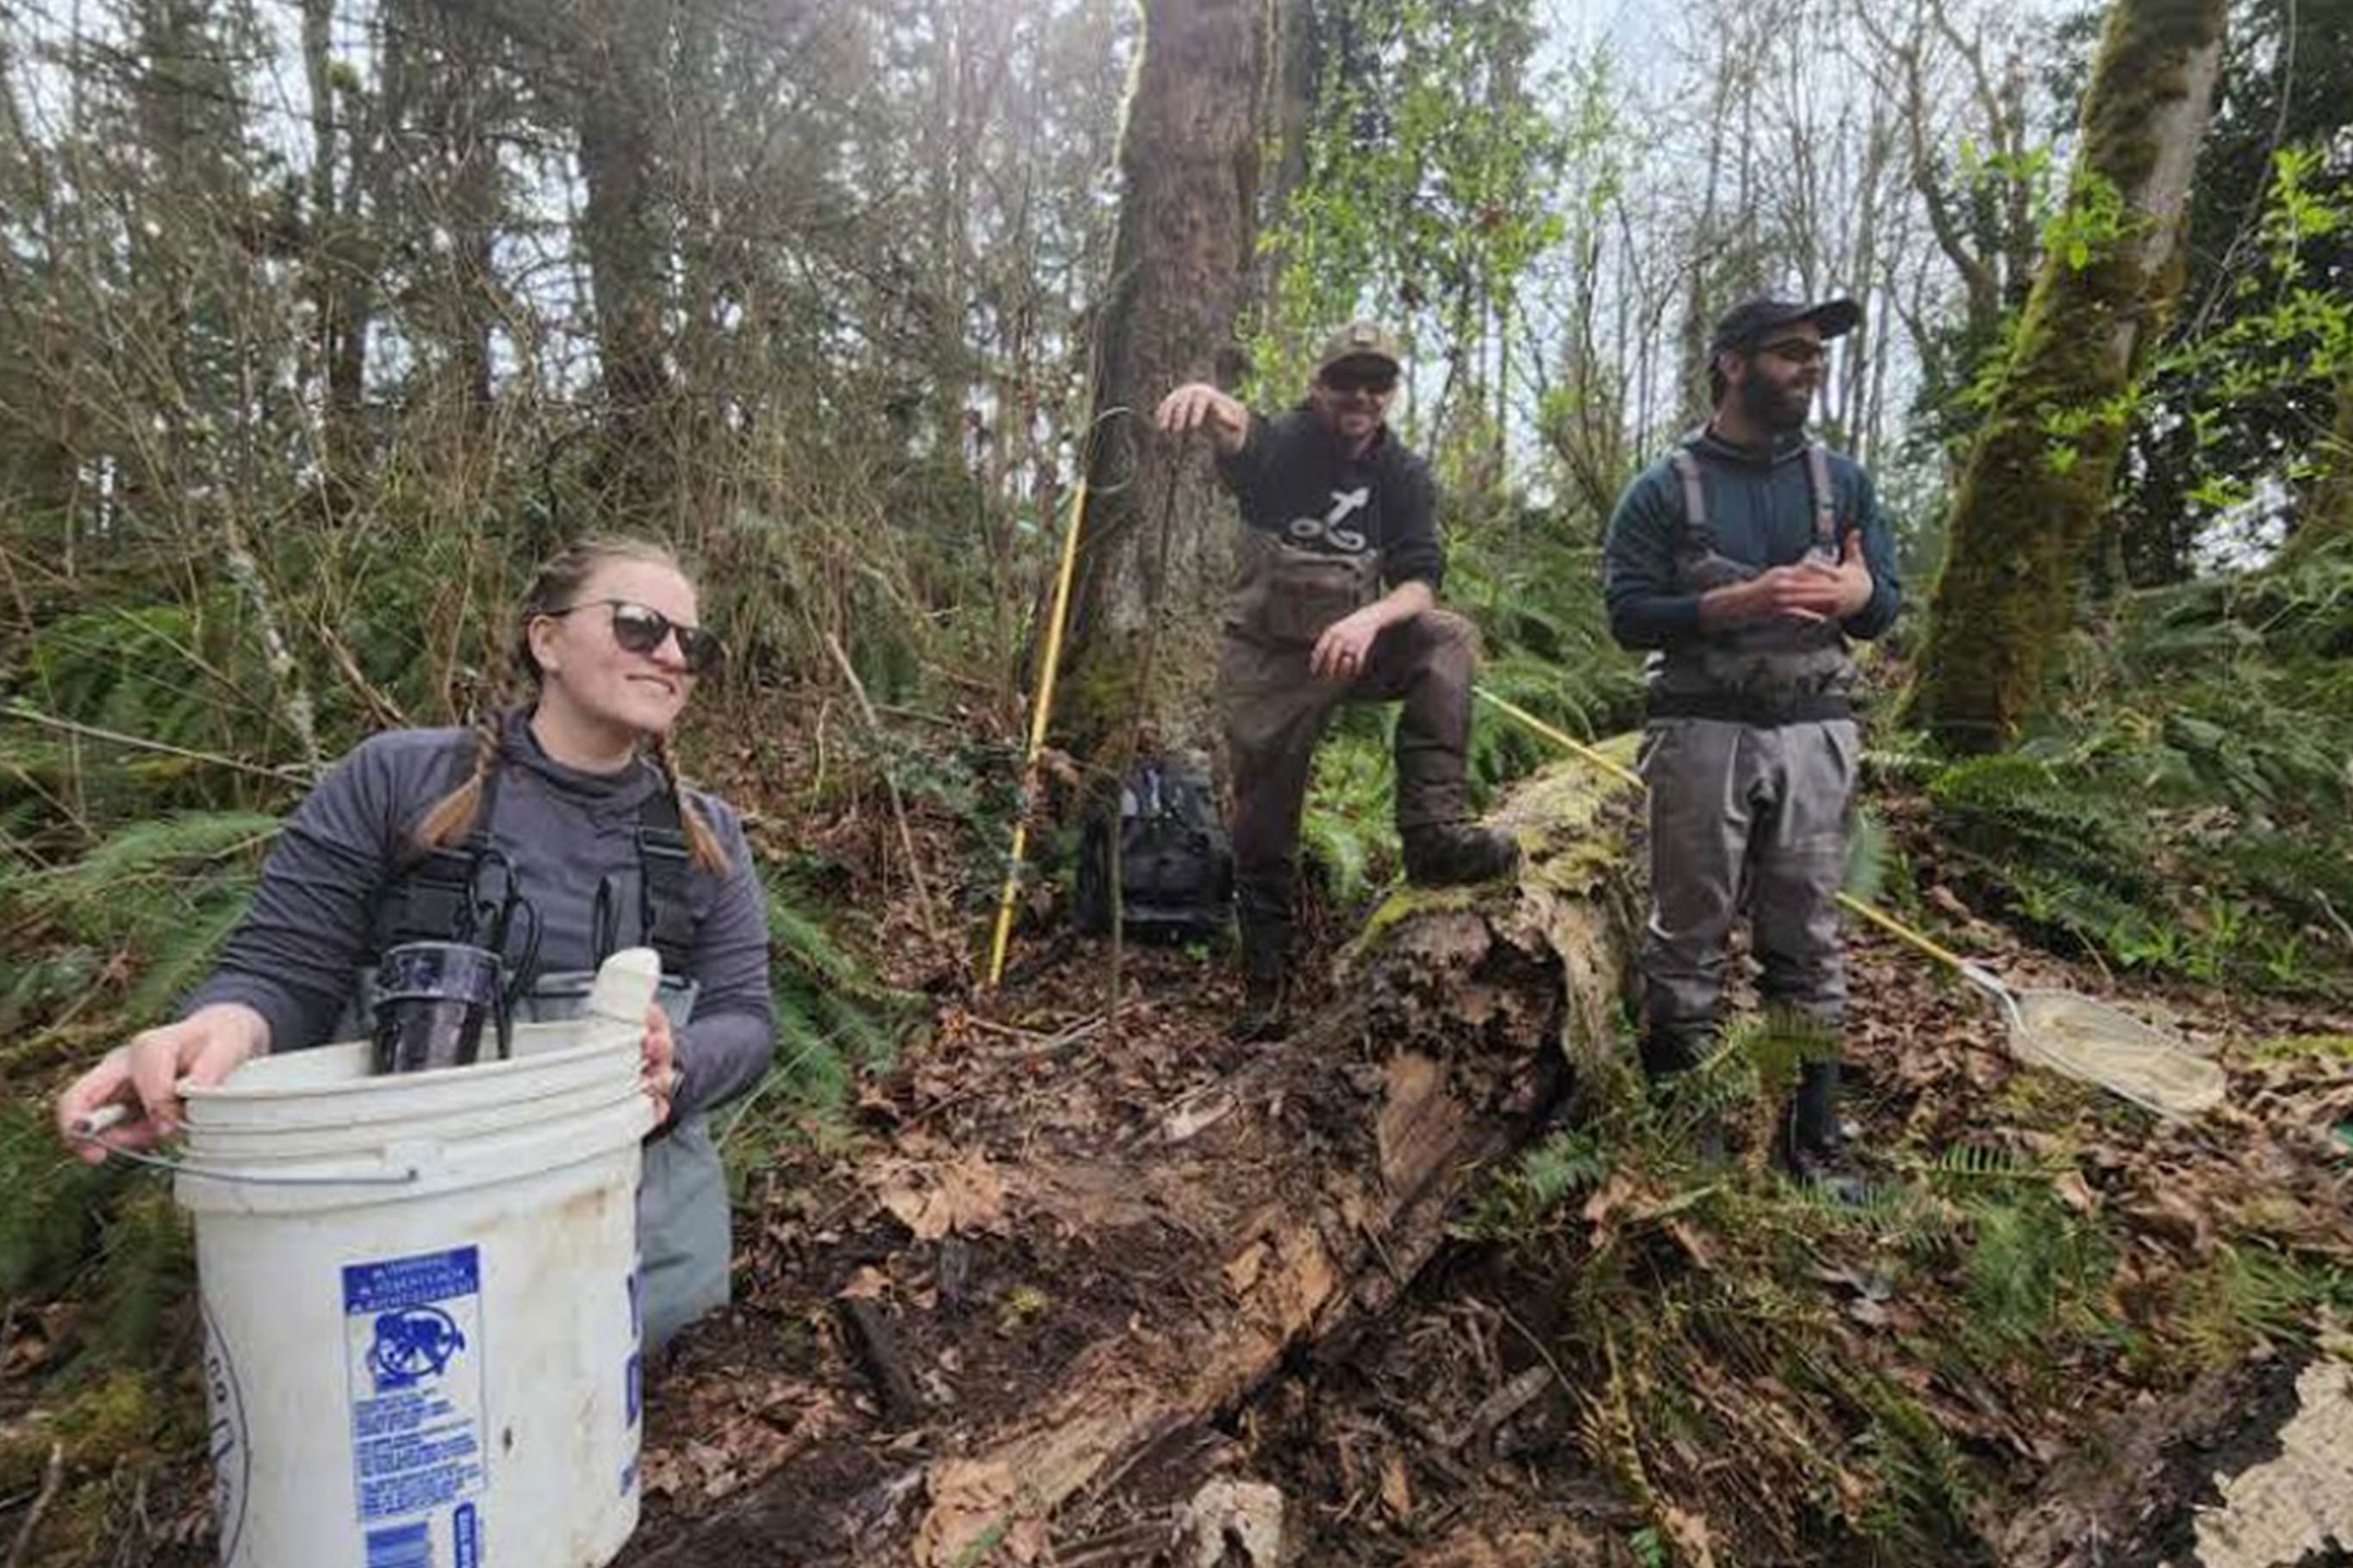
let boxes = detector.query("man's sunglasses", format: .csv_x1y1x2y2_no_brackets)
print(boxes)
544,599,725,675
1321,366,1398,395
1752,338,1827,366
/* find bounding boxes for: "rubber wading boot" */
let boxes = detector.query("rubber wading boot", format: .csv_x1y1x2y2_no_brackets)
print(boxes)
1231,969,1289,1044
1401,823,1521,887
1784,1138,1869,1205
1780,1060,1867,1204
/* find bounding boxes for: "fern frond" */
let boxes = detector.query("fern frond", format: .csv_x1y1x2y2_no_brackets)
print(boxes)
55,811,280,893
122,893,252,1026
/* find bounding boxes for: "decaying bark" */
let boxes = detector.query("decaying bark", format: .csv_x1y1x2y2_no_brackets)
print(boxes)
626,759,1641,1566
2000,1355,2353,1567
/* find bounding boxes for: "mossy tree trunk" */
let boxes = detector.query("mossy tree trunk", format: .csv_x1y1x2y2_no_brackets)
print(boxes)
1905,0,2225,751
1058,0,1273,757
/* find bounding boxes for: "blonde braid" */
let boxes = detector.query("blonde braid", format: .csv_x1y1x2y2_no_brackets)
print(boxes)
649,730,729,872
414,710,504,849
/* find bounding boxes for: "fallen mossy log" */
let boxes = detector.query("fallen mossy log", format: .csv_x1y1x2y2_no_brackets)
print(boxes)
626,756,1642,1567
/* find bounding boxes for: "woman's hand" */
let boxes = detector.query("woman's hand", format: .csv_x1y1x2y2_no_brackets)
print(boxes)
641,1005,680,1127
55,1003,271,1163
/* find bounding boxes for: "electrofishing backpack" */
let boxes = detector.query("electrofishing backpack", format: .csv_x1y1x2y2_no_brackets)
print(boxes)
1073,753,1234,940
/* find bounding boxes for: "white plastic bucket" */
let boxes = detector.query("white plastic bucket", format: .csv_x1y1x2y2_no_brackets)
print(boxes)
175,950,662,1568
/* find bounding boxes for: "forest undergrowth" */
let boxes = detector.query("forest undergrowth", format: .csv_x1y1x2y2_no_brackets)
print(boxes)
0,538,2348,1565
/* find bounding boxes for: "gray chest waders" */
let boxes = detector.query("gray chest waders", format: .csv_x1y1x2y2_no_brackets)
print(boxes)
1648,439,1857,724
347,752,731,1353
1641,440,1861,1154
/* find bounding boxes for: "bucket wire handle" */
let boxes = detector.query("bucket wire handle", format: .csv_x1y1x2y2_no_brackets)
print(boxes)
66,1104,424,1188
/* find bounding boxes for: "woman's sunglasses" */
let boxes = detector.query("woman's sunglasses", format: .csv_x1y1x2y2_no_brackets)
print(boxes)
544,599,725,675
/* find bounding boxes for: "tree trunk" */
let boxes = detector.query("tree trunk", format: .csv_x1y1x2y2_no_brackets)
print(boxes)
1059,0,1273,755
2283,366,2353,563
620,762,1640,1568
573,0,678,526
1906,0,2226,751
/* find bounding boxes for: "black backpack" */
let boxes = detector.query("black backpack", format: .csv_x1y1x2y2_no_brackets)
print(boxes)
1074,754,1234,939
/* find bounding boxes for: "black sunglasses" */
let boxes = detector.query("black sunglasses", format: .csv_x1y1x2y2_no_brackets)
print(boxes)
1321,365,1398,395
1752,338,1827,366
544,599,725,675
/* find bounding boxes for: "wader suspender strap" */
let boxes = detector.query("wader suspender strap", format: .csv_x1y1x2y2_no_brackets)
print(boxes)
635,790,698,975
1668,440,1839,555
1803,442,1837,552
1670,448,1712,554
378,739,699,974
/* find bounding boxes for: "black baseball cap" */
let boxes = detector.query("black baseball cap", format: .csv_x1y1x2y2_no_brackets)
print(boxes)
1709,296,1862,357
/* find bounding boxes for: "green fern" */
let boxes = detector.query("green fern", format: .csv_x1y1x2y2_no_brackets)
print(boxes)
1926,1142,2061,1187
14,812,278,943
1522,1126,1613,1208
719,870,921,1179
1956,1188,2116,1358
122,894,253,1026
1300,723,1397,902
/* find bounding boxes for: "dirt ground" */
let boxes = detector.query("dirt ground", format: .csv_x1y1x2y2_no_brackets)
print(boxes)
607,874,2352,1566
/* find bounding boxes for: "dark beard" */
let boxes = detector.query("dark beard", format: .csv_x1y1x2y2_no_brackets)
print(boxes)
1739,371,1811,433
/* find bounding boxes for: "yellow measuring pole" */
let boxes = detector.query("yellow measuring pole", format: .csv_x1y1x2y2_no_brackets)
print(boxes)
1472,687,1642,788
986,476,1092,988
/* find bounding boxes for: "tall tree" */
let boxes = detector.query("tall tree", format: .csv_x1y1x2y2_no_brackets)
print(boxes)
570,0,680,525
1906,0,2226,750
1060,0,1273,750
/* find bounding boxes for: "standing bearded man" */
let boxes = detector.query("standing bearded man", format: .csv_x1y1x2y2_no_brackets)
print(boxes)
1158,322,1519,1042
1603,297,1901,1189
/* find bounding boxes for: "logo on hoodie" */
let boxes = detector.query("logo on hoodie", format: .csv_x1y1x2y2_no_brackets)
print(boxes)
1287,487,1372,553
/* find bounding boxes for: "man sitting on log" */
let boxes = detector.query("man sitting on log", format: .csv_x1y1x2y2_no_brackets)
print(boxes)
1156,321,1520,1042
1602,296,1902,1189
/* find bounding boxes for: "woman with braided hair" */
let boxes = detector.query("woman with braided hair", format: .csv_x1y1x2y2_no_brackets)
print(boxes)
54,537,774,1352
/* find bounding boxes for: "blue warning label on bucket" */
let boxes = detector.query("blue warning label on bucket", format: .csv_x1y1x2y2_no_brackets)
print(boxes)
343,1247,488,1528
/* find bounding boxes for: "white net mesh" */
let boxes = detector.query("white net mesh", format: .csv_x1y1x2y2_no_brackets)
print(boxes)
2006,990,2227,1117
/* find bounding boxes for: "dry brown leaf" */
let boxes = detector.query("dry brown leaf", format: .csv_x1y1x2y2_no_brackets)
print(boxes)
879,1149,1009,1241
1665,1217,1718,1269
912,1456,1020,1568
1380,1451,1415,1521
1660,1505,1717,1567
1581,1171,1636,1240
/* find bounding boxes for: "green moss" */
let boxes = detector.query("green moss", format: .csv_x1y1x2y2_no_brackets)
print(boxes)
1345,880,1480,958
2248,1034,2353,1063
48,1366,169,1460
1908,0,2228,749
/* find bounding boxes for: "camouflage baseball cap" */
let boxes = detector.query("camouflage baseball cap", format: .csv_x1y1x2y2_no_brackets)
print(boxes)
1314,320,1405,379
